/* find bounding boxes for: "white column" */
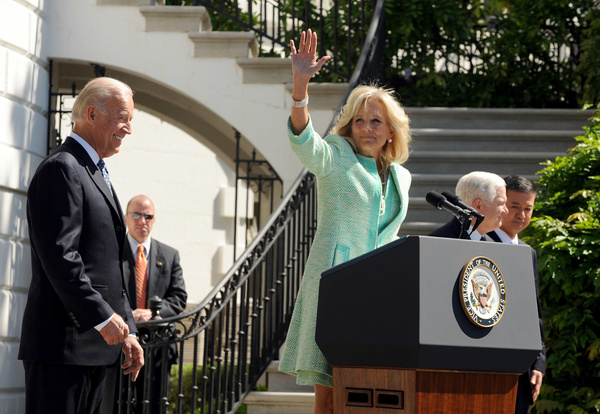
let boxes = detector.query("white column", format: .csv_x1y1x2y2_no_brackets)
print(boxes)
0,0,48,412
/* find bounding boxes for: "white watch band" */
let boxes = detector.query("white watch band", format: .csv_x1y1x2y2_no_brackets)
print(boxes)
291,95,309,108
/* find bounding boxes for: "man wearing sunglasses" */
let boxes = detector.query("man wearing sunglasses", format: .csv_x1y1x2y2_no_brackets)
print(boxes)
102,194,187,414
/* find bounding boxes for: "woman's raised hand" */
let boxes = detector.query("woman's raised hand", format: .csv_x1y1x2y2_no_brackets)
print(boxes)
290,29,330,83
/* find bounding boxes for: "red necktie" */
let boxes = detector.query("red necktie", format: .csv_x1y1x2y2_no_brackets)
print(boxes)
135,245,148,309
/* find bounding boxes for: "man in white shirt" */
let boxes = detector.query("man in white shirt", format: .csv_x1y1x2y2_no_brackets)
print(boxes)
488,175,546,413
429,171,508,240
102,195,187,414
492,175,536,244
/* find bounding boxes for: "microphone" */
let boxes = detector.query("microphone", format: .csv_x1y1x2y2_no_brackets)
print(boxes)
441,191,485,220
441,191,485,231
426,191,472,222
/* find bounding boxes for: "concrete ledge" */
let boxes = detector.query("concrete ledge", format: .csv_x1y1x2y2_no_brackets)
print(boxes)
189,32,258,58
401,221,440,236
410,128,579,152
238,57,292,84
97,0,157,5
285,82,349,111
260,361,314,392
408,150,562,161
413,128,581,138
139,5,211,32
406,107,592,130
245,392,314,414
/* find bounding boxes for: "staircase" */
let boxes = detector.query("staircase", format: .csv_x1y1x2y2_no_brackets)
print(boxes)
403,107,591,235
247,360,314,413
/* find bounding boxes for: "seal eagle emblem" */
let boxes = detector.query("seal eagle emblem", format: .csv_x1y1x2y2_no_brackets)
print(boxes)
459,256,506,328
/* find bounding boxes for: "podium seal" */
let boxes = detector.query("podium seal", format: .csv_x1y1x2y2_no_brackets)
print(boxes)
459,256,506,328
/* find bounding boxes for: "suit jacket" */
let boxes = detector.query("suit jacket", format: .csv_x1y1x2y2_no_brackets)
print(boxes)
19,137,136,366
488,230,547,378
123,237,187,318
429,217,470,239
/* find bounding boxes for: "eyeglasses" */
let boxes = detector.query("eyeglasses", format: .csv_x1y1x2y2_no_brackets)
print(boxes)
128,212,154,220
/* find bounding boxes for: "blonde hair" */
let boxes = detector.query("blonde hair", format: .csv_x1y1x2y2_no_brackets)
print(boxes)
72,77,133,123
330,84,411,170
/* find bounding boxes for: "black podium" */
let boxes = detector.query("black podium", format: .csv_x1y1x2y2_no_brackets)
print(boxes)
316,236,542,413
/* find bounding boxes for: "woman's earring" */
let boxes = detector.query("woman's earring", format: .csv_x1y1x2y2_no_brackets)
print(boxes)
388,138,392,143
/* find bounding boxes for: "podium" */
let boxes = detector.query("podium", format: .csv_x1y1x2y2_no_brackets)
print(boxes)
315,236,542,413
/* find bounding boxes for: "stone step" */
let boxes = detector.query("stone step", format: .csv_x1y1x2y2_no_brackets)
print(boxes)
407,173,537,198
190,32,259,58
405,197,459,224
244,392,314,414
238,57,292,84
407,107,592,131
411,128,579,152
403,150,558,176
401,221,440,236
258,361,314,393
139,5,211,32
408,174,467,199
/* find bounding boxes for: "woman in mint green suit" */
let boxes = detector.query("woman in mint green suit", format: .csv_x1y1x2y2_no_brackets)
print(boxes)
278,29,413,413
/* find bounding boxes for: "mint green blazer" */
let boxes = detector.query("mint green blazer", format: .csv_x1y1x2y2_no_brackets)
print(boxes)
279,118,411,387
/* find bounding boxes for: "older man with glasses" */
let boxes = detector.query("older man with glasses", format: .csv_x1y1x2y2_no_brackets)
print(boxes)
101,194,187,414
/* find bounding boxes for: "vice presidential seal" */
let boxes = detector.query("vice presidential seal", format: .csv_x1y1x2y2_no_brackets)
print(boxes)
459,256,506,328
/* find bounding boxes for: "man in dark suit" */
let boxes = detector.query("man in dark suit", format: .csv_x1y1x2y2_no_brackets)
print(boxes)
102,195,187,414
429,171,508,240
19,77,144,414
487,176,546,413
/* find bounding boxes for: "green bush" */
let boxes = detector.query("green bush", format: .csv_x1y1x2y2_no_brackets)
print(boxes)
522,105,600,413
386,0,598,108
166,364,264,413
169,0,599,107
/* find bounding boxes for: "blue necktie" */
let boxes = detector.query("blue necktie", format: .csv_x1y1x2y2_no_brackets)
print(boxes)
96,159,112,194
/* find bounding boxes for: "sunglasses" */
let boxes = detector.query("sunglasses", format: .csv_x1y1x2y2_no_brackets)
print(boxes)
128,212,154,220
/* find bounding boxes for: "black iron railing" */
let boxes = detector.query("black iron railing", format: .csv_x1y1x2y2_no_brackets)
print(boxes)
233,130,283,260
122,170,317,414
186,0,383,83
117,0,386,412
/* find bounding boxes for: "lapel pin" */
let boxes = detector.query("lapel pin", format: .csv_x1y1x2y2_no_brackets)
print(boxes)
156,261,163,267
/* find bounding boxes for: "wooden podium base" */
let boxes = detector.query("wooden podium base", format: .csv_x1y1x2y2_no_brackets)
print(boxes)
333,366,518,413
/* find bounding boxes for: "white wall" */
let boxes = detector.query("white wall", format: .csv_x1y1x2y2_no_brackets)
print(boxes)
0,0,47,411
43,0,306,188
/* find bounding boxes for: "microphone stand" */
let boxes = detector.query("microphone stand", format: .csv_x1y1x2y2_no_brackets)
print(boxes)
458,212,472,239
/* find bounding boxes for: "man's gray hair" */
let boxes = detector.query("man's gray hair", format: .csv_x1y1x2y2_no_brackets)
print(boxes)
456,171,506,206
71,77,133,124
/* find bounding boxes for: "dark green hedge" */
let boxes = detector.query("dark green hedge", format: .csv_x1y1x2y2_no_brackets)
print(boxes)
175,0,600,108
523,105,600,412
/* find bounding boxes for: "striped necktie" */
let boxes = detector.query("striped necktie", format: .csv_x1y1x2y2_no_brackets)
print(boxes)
96,159,112,194
135,244,148,309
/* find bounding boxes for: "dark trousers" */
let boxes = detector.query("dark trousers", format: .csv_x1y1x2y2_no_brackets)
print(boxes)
101,355,172,414
23,360,107,414
515,371,534,414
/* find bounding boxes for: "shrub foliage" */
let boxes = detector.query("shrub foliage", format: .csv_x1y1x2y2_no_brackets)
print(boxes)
522,105,600,413
180,0,599,108
386,0,598,107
